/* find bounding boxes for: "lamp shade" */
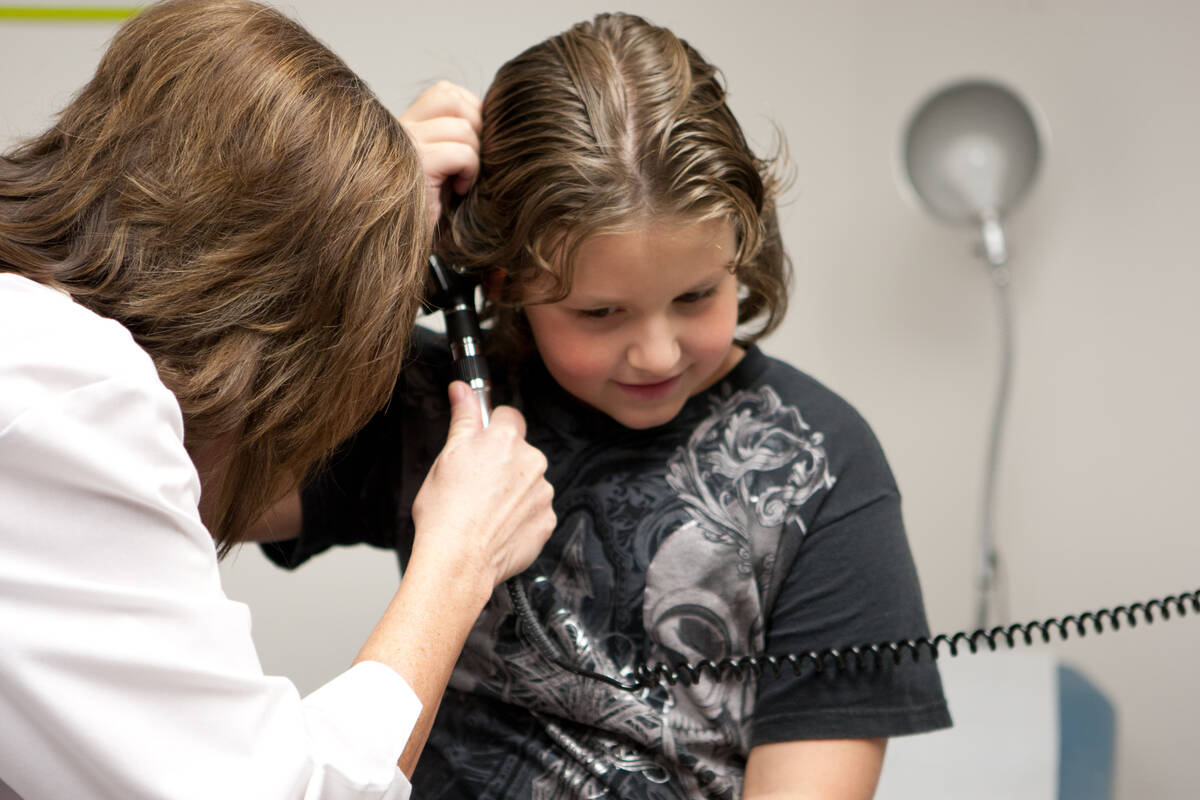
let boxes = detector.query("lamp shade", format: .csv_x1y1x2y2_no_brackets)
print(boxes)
902,80,1042,225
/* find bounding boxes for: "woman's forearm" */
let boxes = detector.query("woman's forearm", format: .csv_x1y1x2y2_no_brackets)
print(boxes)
353,542,493,776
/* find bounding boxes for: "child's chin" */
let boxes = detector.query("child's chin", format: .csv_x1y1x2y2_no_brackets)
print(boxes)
609,403,684,430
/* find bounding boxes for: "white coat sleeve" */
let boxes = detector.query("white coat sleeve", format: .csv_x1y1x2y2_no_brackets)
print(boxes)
0,278,421,800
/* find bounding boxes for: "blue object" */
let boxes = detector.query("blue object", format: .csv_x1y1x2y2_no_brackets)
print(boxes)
1058,663,1116,800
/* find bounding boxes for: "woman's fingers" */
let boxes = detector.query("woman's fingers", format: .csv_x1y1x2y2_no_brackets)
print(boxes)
414,140,480,202
411,392,552,590
398,82,483,223
399,80,482,131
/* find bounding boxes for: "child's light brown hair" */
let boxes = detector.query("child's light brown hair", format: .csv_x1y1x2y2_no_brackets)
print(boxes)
0,0,429,553
444,11,790,364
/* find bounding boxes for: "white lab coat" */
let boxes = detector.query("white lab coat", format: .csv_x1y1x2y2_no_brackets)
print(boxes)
0,273,419,799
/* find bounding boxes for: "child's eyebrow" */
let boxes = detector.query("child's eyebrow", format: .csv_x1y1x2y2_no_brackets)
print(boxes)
568,268,730,307
682,263,735,289
566,292,625,307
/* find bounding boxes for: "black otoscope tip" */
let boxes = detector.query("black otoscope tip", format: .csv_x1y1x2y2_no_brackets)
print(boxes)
425,253,472,312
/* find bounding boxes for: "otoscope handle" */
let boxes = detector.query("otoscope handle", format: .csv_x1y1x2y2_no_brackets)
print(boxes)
428,254,492,426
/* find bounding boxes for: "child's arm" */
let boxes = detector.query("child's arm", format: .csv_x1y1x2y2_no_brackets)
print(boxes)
244,489,301,542
743,738,886,800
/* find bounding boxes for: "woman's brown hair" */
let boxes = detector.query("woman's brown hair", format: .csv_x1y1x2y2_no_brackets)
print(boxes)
0,0,429,554
444,11,790,363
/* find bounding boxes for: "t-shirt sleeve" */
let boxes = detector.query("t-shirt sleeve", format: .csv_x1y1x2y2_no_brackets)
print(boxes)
750,383,951,747
260,407,403,569
0,286,421,799
261,327,452,571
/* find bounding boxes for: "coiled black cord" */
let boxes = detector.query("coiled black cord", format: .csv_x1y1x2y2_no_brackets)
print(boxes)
426,258,1199,694
506,579,644,691
515,587,1200,692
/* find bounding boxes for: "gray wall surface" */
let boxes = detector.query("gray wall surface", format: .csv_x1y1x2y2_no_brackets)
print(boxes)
4,2,1197,798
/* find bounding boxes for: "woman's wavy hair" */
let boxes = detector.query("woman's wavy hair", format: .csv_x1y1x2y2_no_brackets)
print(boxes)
0,0,429,554
443,12,790,364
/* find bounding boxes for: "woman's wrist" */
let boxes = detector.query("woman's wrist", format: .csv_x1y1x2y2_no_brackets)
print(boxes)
405,532,497,616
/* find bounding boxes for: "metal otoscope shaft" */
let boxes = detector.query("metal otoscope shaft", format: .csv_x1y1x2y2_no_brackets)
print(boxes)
427,254,492,427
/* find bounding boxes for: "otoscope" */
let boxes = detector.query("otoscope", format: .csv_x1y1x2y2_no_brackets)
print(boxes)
425,254,492,427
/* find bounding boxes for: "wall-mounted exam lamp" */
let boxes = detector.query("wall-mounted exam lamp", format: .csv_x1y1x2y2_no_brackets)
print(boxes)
900,79,1045,630
902,79,1042,266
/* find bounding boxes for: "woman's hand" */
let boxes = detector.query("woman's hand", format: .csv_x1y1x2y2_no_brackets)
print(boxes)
409,381,555,599
357,384,553,776
399,80,482,225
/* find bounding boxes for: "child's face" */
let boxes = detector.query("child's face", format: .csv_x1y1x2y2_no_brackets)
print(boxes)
522,218,743,429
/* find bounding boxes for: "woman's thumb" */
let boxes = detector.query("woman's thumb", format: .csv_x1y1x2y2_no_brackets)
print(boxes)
446,381,483,440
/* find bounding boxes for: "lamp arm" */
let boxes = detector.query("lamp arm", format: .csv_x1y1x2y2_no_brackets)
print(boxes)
980,213,1009,267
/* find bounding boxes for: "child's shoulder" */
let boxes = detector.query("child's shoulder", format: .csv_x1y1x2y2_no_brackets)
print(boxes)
718,345,888,463
727,347,864,423
386,324,456,416
407,323,452,365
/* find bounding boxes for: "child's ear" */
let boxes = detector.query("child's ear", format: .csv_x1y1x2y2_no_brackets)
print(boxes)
483,269,508,301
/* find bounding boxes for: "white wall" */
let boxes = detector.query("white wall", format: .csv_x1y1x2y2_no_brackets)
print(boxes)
4,2,1198,798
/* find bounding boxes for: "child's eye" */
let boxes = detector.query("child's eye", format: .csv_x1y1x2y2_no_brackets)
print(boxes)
676,287,717,304
576,307,619,319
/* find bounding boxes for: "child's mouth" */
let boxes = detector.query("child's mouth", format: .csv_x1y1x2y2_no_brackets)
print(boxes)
616,375,681,401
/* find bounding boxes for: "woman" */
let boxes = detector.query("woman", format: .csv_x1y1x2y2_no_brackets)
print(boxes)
0,1,553,798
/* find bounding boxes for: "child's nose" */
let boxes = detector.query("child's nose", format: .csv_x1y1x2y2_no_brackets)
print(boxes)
626,319,681,374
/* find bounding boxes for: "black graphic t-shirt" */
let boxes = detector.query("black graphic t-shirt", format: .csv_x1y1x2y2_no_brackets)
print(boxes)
265,327,951,799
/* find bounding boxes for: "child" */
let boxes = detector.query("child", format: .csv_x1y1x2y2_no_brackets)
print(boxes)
267,12,950,799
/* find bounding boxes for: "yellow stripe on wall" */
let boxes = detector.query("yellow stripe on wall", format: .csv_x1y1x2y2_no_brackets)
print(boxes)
0,6,140,20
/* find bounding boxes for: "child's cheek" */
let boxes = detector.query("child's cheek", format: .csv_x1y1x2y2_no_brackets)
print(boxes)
695,299,739,357
528,317,608,389
548,326,614,385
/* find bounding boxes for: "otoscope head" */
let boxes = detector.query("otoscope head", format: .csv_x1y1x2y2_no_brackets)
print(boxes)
424,253,481,312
